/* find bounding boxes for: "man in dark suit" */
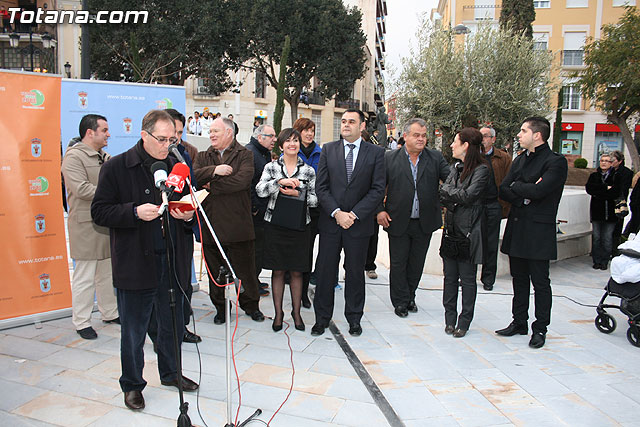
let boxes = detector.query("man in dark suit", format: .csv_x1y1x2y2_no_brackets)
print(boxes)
377,118,450,317
312,109,385,336
496,116,568,349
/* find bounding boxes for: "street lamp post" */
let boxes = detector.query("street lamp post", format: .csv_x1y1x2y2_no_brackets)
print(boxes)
8,30,56,73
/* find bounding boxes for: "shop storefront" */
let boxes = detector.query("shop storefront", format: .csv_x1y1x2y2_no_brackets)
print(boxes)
594,123,624,160
560,122,583,156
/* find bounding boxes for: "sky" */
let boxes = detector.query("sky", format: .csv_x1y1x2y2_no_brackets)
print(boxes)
383,0,439,87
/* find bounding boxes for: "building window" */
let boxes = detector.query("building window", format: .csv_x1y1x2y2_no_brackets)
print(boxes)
533,33,549,50
333,114,342,141
533,0,551,7
312,111,322,141
566,0,588,7
474,0,495,20
255,70,266,98
563,32,586,66
613,0,636,6
562,86,581,110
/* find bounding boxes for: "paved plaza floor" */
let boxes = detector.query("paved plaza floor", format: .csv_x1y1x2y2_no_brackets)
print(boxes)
1,255,639,426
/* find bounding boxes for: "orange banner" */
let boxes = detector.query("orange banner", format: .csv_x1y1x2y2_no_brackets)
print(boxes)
0,71,71,321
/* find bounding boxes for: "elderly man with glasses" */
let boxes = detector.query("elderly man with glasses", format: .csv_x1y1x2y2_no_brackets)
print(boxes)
92,110,199,411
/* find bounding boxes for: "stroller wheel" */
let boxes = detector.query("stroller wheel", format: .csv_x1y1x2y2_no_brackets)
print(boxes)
595,313,616,334
627,325,640,347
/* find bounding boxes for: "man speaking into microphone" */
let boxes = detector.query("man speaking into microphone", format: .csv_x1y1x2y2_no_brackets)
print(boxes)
91,110,198,411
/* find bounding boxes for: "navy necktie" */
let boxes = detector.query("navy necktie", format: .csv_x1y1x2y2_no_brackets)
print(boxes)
346,143,355,183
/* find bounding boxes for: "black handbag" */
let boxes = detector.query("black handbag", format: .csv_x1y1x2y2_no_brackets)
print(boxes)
615,198,629,219
270,186,307,231
439,230,471,261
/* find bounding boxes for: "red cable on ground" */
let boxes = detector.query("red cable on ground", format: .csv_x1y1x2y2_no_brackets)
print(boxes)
267,320,296,426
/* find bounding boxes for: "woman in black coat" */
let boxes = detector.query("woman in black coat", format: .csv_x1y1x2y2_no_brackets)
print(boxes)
585,154,620,269
439,128,489,338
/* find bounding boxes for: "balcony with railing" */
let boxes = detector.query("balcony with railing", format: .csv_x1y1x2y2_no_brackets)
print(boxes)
335,98,360,110
562,50,584,67
300,89,325,106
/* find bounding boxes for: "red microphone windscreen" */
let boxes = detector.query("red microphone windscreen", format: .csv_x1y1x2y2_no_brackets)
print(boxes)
171,162,191,179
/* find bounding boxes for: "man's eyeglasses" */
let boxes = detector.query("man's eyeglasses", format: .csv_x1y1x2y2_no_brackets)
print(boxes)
261,133,276,138
148,131,177,145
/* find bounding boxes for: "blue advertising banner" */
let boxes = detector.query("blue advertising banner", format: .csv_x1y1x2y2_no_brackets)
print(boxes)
61,80,185,156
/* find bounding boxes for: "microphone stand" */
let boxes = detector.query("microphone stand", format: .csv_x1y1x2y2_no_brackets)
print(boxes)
184,176,261,427
161,196,192,427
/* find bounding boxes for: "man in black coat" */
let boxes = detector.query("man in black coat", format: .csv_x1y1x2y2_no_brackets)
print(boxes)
496,116,568,349
376,118,450,317
246,124,276,295
610,150,633,251
312,109,385,337
92,110,199,411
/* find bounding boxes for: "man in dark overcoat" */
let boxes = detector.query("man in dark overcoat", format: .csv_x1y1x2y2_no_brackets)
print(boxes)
496,116,568,349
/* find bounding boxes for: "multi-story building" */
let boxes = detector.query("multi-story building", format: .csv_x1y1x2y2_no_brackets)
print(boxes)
186,0,388,144
433,0,637,166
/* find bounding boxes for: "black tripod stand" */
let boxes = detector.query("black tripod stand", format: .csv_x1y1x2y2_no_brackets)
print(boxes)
160,205,192,427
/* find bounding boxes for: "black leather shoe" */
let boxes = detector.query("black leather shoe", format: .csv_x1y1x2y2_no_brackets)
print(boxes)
124,390,145,410
599,264,608,270
483,283,493,291
302,294,312,309
311,323,326,336
349,323,362,336
495,321,528,336
394,306,409,318
453,328,467,338
161,375,199,391
249,310,265,322
529,332,546,349
407,301,418,313
77,326,97,340
213,312,225,325
183,330,201,343
103,317,120,324
292,311,305,331
445,325,455,335
272,311,283,332
592,263,600,269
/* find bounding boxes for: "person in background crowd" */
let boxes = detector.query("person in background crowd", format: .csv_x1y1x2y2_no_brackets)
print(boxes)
91,110,199,411
311,109,385,337
610,150,633,250
246,124,277,297
62,114,119,340
496,117,568,349
585,153,620,270
256,128,318,332
439,128,489,338
188,111,202,136
624,172,640,237
228,114,239,136
193,117,264,325
378,118,450,318
201,108,213,137
396,137,405,149
361,129,380,281
479,126,512,291
293,117,322,308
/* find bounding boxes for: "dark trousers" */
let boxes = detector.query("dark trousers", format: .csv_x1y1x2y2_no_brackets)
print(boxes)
253,219,265,282
302,208,320,287
509,256,551,334
118,254,184,392
442,257,477,330
314,230,369,325
389,220,431,308
481,201,501,287
613,218,624,253
203,241,260,314
365,221,379,271
592,220,616,265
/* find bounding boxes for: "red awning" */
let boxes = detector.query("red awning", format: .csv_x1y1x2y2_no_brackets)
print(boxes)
596,124,621,133
561,123,584,131
635,124,640,132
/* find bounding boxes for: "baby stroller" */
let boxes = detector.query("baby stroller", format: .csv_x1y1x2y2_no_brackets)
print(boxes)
594,235,640,347
595,278,640,347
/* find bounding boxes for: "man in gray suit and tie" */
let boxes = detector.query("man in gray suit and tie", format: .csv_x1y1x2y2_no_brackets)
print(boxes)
377,118,450,317
312,109,386,337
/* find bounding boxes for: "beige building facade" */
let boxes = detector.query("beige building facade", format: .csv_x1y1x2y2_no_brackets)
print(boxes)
433,0,637,167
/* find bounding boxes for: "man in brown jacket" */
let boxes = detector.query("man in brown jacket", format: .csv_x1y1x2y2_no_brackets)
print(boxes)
62,114,119,339
480,126,512,291
193,117,264,324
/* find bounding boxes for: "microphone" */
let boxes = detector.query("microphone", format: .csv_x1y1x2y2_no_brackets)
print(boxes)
166,162,190,194
151,161,170,215
151,161,168,190
168,143,186,164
